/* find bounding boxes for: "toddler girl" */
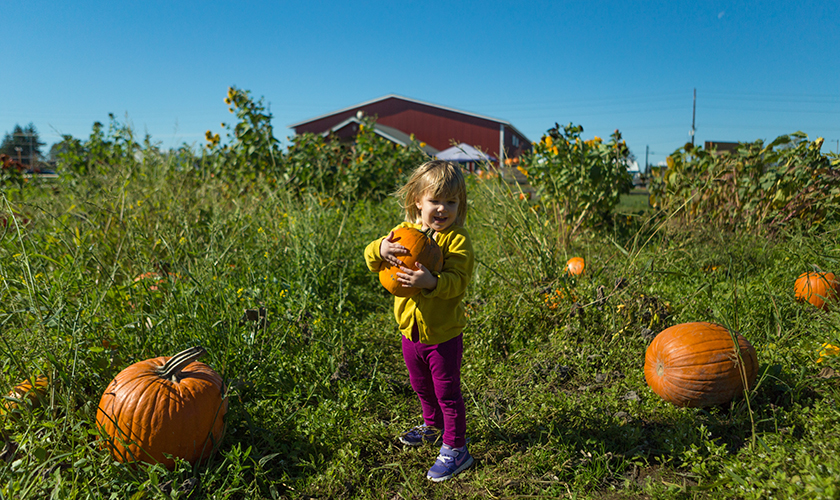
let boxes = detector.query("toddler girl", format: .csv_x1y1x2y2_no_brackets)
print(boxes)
364,160,475,482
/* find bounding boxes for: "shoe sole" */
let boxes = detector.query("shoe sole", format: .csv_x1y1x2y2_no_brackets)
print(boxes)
427,455,474,482
398,430,441,446
398,436,425,446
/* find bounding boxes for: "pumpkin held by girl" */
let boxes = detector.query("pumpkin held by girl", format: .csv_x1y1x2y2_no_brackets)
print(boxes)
378,226,443,297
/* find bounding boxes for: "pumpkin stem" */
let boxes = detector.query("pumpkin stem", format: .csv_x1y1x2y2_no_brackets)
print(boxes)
422,227,436,240
157,346,207,382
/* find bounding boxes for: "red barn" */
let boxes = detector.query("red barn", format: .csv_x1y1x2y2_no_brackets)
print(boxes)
288,94,531,163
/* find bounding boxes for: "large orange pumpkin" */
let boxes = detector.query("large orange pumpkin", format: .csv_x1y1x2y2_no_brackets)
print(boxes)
379,227,443,297
1,375,49,415
644,322,758,408
566,257,585,276
794,271,839,310
96,346,227,468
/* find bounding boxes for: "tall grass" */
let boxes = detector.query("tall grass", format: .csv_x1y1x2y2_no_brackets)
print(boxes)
1,147,840,499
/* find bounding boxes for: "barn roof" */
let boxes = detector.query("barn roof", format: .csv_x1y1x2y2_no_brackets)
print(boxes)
288,94,529,141
328,116,440,155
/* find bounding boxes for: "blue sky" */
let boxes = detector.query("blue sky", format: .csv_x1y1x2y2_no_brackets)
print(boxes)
2,0,838,167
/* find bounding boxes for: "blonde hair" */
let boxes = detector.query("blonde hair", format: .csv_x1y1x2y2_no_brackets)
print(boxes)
396,160,468,227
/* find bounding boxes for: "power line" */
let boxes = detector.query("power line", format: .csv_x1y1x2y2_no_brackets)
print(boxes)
702,105,839,115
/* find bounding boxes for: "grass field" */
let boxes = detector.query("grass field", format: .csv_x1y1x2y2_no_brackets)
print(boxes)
617,189,652,215
2,158,840,499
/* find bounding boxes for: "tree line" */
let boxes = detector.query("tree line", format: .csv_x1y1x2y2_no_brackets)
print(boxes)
0,123,46,166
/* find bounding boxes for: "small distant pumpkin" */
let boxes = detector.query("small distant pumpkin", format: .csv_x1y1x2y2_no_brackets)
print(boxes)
566,257,585,276
96,346,227,468
379,227,443,297
133,271,180,292
1,375,49,415
644,322,758,408
794,271,839,310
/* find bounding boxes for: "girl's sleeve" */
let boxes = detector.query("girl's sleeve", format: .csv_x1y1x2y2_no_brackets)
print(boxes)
364,237,386,272
421,230,474,300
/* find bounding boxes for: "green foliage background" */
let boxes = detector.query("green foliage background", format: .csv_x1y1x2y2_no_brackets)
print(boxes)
1,89,840,499
518,122,634,247
649,135,840,230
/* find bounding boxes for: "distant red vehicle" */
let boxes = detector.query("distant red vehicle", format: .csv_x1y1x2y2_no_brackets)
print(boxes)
1,154,26,172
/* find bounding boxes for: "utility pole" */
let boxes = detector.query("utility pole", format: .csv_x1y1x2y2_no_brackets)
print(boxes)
14,130,37,166
690,88,696,147
645,145,649,175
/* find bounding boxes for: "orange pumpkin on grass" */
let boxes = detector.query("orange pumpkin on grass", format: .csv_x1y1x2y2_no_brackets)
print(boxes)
379,227,443,297
1,375,49,415
644,322,758,408
96,346,227,468
794,271,839,310
566,257,585,276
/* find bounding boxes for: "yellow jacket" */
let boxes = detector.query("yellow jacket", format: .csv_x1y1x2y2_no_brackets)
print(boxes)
364,222,474,345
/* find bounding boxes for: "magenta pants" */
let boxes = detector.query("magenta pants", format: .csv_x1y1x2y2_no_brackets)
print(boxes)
402,329,466,448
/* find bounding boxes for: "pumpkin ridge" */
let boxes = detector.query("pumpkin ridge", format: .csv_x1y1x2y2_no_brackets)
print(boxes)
668,351,737,367
110,376,151,461
661,369,747,381
176,372,220,457
655,377,746,406
663,356,747,369
129,375,163,462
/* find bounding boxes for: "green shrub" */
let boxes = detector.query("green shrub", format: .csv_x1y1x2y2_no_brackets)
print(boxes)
649,134,840,230
518,123,634,247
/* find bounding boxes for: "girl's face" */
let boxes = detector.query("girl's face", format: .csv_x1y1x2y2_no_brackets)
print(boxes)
415,192,459,232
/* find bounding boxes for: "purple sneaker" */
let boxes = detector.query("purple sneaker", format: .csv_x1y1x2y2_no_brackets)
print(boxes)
426,444,474,482
398,425,441,446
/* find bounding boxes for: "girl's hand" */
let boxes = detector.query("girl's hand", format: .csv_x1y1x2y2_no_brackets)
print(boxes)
380,231,410,267
396,262,438,290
